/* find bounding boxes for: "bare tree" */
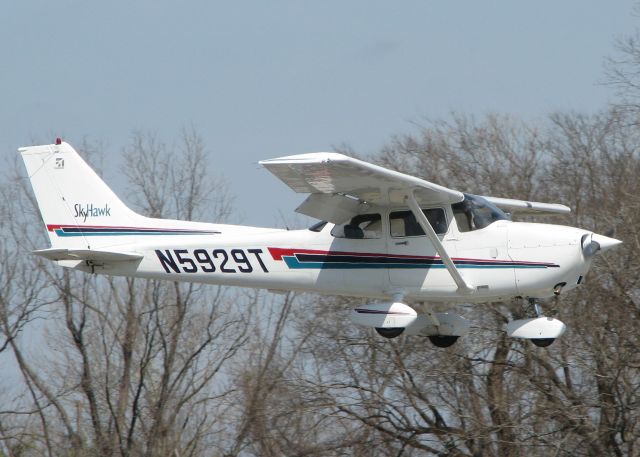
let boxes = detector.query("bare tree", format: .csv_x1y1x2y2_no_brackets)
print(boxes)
1,132,251,457
606,7,640,120
287,112,640,457
2,112,639,456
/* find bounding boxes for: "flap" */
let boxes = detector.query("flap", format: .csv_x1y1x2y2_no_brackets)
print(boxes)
295,194,366,224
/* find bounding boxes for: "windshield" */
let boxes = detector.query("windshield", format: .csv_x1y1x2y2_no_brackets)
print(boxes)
452,194,509,232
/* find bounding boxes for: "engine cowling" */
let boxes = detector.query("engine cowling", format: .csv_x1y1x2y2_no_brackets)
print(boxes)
350,302,418,329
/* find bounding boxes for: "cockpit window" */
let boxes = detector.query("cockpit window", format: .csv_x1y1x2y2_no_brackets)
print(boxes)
331,213,382,239
389,208,447,237
452,193,509,232
308,221,328,232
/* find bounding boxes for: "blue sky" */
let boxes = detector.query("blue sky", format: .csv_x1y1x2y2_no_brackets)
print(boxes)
1,1,636,226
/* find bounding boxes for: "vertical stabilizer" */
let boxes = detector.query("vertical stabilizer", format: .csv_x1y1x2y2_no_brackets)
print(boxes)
19,141,145,249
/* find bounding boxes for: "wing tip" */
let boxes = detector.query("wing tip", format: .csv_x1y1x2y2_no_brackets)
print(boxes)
260,152,348,165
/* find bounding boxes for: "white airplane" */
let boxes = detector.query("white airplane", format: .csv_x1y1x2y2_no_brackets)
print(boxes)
19,140,621,348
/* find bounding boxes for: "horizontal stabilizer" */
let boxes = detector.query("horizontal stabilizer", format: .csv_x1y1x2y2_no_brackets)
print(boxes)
34,248,143,262
483,196,571,215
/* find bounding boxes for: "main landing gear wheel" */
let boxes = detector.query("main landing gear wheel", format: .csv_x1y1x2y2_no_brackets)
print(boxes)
428,335,459,348
375,327,404,339
531,338,555,347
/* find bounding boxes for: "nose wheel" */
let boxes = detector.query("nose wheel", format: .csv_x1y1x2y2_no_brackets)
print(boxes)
506,299,566,347
530,301,556,347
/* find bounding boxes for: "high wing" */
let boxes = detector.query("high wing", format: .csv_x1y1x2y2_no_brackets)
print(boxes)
261,152,571,220
260,152,464,223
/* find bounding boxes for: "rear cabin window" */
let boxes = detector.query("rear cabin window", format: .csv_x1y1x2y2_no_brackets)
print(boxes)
389,208,447,237
331,213,382,239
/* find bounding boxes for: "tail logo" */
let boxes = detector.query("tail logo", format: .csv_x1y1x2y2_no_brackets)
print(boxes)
74,203,112,222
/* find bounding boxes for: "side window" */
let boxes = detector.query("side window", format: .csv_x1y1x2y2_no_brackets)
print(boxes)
389,208,447,237
331,213,382,239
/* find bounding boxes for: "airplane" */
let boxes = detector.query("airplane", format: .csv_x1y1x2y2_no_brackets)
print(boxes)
19,139,622,348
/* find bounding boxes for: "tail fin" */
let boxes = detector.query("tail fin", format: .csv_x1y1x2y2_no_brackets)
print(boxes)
19,141,148,249
20,141,223,250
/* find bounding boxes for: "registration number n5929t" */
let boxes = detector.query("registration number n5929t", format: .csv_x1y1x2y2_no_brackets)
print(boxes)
155,248,269,274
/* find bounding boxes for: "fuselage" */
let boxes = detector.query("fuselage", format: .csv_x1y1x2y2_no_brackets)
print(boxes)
70,210,593,303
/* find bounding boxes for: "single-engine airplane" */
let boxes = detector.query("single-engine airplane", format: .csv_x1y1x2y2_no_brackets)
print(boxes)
20,140,621,347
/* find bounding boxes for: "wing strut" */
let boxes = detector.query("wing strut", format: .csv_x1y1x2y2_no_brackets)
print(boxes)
406,191,474,294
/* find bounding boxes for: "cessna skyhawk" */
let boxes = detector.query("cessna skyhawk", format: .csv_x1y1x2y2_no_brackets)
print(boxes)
19,140,621,347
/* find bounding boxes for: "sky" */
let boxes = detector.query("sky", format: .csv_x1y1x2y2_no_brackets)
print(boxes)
1,0,636,227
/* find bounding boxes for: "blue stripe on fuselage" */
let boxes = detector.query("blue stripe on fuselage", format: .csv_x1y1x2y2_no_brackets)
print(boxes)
282,256,552,270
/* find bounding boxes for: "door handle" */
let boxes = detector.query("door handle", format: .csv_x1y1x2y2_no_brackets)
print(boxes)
395,241,408,246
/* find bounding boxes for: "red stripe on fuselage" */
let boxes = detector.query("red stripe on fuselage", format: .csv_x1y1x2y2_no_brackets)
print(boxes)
268,247,442,261
46,224,211,232
269,247,446,261
268,247,556,266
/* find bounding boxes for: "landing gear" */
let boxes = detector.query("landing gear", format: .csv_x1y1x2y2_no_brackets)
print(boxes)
351,300,469,345
375,327,405,339
428,335,459,348
405,308,470,348
506,298,566,347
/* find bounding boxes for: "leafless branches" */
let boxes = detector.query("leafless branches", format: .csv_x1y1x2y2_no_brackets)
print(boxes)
1,110,640,456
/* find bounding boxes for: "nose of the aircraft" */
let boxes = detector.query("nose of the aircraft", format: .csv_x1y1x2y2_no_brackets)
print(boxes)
591,233,623,253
